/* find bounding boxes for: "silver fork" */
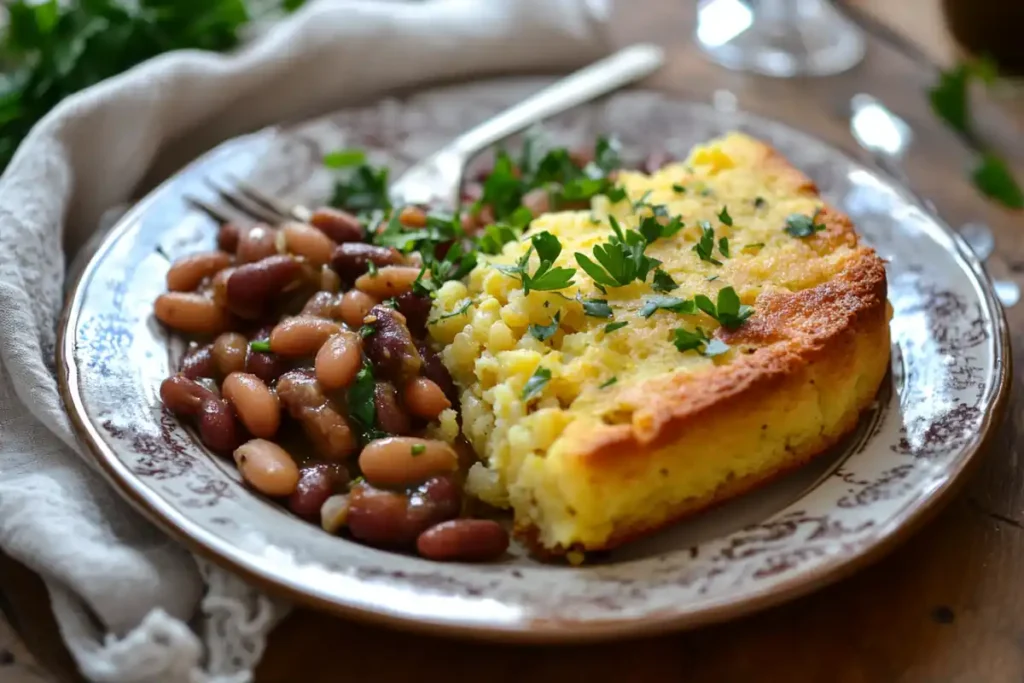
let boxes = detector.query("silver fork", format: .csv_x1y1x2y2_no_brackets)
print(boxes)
188,44,664,223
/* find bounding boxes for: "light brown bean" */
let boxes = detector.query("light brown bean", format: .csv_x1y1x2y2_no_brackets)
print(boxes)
310,207,363,243
210,266,234,309
212,332,248,376
166,251,232,292
282,222,337,266
355,266,422,298
403,377,451,419
233,439,299,497
154,292,227,335
358,437,457,488
314,331,362,390
416,519,509,562
221,372,280,438
398,205,428,228
320,494,350,534
320,265,341,293
236,225,278,263
340,290,378,329
269,316,342,357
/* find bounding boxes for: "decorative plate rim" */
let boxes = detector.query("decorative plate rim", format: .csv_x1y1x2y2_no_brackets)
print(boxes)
57,105,1012,643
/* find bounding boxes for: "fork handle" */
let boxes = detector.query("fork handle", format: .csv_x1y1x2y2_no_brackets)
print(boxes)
451,44,665,159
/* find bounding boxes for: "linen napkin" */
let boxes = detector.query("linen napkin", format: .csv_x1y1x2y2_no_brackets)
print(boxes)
0,1,612,681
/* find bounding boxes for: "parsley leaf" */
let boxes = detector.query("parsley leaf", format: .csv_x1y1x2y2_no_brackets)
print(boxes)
496,233,576,294
639,215,684,244
693,286,754,330
718,237,730,258
522,367,552,402
784,212,826,238
477,223,520,255
718,206,733,226
693,221,722,265
599,376,618,388
929,63,970,135
672,184,686,193
359,324,375,338
651,269,678,293
429,299,473,325
972,154,1024,209
529,312,561,341
579,297,613,318
411,443,426,456
754,197,767,208
348,361,383,442
671,327,731,357
323,149,367,168
639,295,696,318
604,321,628,334
576,218,661,288
249,339,271,353
741,243,765,253
330,163,391,213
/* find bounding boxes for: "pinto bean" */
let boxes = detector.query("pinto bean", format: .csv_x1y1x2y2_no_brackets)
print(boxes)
416,519,509,562
166,251,233,292
403,377,450,420
355,266,421,299
398,205,428,228
179,343,216,380
340,290,378,329
300,291,344,320
236,224,279,263
310,207,363,243
282,222,337,266
359,437,457,488
394,292,431,334
314,331,362,390
269,316,341,357
154,292,227,335
221,372,280,438
160,375,239,453
276,370,358,461
233,439,299,497
330,243,404,282
288,463,349,520
212,332,248,376
225,255,301,319
373,381,411,435
416,341,458,406
362,305,421,382
217,222,240,253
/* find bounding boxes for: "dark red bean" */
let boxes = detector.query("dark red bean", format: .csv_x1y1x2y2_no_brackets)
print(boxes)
373,381,411,435
330,243,404,282
236,224,278,264
416,519,509,562
287,463,349,520
362,305,422,382
417,341,458,406
217,222,240,253
346,477,461,549
244,348,286,383
394,292,431,335
179,343,216,380
300,291,344,320
310,207,364,244
160,375,207,416
276,370,358,461
159,376,239,454
407,476,462,527
225,255,301,319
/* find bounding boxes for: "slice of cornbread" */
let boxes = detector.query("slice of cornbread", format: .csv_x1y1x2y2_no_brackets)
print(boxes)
428,132,890,555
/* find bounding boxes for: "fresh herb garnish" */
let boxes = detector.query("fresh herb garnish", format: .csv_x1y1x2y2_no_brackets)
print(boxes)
323,149,367,168
651,269,678,293
366,261,378,276
529,312,561,341
599,376,618,388
522,367,552,402
249,340,271,353
575,216,661,288
972,153,1024,209
718,237,730,258
672,184,686,194
330,163,391,213
638,215,684,244
411,444,426,456
639,295,696,319
706,275,720,282
741,243,765,253
603,321,628,334
359,324,375,338
693,286,753,330
693,221,722,265
672,327,730,356
348,361,384,442
430,299,473,324
784,211,826,238
495,232,576,294
718,206,733,226
754,196,767,209
579,297,613,318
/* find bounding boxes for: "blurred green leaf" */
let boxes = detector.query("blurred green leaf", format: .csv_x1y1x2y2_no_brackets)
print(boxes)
972,154,1024,210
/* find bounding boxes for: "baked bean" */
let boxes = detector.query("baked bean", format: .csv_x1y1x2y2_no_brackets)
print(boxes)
225,255,301,319
233,439,300,497
160,375,239,453
320,494,350,534
398,205,427,228
394,292,431,334
154,292,227,335
314,331,362,390
359,437,457,488
362,306,422,382
320,265,341,293
416,519,509,562
276,370,358,461
212,332,248,376
222,372,280,438
269,316,341,357
310,207,363,243
340,290,378,329
180,343,216,380
217,222,240,253
403,377,450,419
288,463,348,520
521,188,551,217
355,266,421,298
417,341,458,406
373,381,411,435
330,243,404,282
300,291,343,320
210,267,234,309
166,251,232,292
236,224,278,263
282,221,337,266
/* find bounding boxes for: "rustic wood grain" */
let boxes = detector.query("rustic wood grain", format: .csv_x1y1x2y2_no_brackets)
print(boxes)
6,1,1024,682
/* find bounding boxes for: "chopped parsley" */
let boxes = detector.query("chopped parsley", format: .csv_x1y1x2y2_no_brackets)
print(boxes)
639,295,696,319
972,154,1024,209
638,215,684,244
603,321,628,334
249,340,271,353
366,260,378,276
330,162,391,213
693,286,753,330
651,269,678,293
718,206,733,226
579,297,613,318
672,327,730,357
429,299,473,325
706,275,719,282
323,149,367,168
693,221,722,266
358,324,375,338
522,367,552,402
411,444,426,456
575,216,661,288
753,196,767,209
495,231,576,294
529,312,561,341
718,237,730,258
599,376,619,388
741,243,765,253
348,361,384,443
672,184,686,193
477,223,520,255
784,211,826,238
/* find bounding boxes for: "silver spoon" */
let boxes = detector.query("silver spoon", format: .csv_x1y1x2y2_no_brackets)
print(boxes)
850,93,1019,307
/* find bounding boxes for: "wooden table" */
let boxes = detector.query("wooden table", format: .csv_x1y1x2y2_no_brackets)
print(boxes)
7,1,1024,681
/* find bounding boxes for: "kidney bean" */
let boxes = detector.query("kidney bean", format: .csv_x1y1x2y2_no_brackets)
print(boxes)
373,381,411,435
179,343,216,380
394,292,431,334
301,291,344,320
407,476,462,527
403,377,450,420
276,370,358,461
340,290,378,329
315,331,362,390
310,207,363,244
416,341,458,406
212,332,248,376
236,224,279,263
217,222,241,253
233,439,300,497
320,493,350,534
221,372,280,438
346,485,416,547
269,316,341,357
245,346,287,383
288,463,349,520
282,221,337,266
355,266,421,299
416,519,509,562
160,375,239,453
362,305,422,382
166,251,233,293
359,437,457,488
398,205,427,228
521,188,551,218
330,243,404,282
154,292,228,335
225,255,301,319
